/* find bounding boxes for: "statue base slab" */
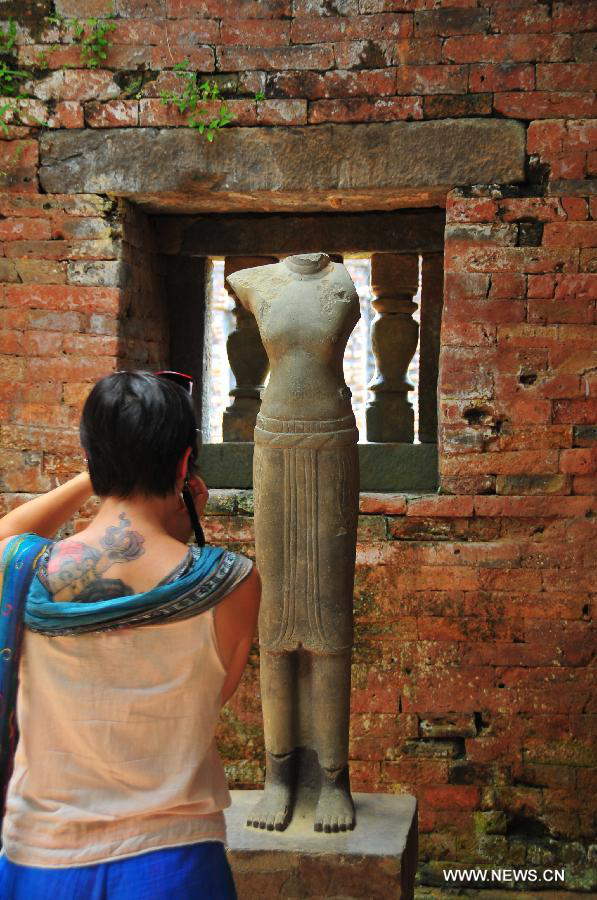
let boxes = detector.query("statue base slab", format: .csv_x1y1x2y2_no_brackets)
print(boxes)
224,790,418,899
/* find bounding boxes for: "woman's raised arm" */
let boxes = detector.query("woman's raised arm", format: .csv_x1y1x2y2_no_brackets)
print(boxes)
0,472,93,542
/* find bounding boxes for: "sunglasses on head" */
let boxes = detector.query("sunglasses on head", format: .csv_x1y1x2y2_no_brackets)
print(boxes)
154,370,194,396
153,370,205,549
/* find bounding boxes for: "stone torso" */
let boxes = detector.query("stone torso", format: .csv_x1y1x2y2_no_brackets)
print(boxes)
227,254,360,422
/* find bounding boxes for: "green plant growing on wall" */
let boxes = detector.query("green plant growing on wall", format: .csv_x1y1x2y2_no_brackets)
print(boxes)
159,59,236,143
45,11,116,69
0,18,43,136
71,17,116,69
0,18,28,102
0,18,17,55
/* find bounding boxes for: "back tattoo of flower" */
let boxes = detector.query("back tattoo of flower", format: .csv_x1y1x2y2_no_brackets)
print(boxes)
42,512,146,603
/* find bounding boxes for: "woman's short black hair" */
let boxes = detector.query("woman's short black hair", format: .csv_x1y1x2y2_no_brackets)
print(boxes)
80,371,199,499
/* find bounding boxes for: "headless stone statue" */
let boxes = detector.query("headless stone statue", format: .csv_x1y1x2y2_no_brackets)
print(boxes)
226,253,360,834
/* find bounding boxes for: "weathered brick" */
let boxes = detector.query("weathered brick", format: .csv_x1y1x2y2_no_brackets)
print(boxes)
489,2,552,35
18,44,82,69
469,63,534,93
572,32,597,63
414,8,489,37
220,19,289,46
167,0,291,15
293,0,358,13
394,37,442,65
473,495,593,517
0,260,19,283
150,44,215,70
13,260,67,284
111,18,169,44
494,91,597,120
396,64,467,94
553,398,597,425
85,100,140,127
536,63,597,92
291,13,410,44
446,247,578,274
424,92,491,118
66,261,123,287
29,70,120,102
3,240,118,260
490,272,526,299
443,34,573,64
333,39,394,69
446,200,498,225
527,119,567,154
500,197,568,223
217,44,334,72
62,333,120,355
268,68,396,99
309,96,422,123
0,218,50,241
551,1,597,33
47,102,85,129
4,284,120,314
542,222,597,248
0,141,39,192
560,448,596,475
26,310,85,333
56,0,113,14
21,330,64,357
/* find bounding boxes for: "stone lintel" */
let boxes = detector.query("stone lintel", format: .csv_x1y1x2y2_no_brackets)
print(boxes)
39,121,525,210
152,209,445,256
224,790,418,900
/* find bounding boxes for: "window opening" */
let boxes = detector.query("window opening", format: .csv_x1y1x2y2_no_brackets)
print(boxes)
206,256,421,444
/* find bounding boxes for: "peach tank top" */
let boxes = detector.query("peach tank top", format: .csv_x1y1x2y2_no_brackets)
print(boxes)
2,603,233,868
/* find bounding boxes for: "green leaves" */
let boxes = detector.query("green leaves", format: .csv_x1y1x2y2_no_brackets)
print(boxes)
73,17,117,69
0,18,17,55
0,18,30,131
0,60,28,96
159,58,237,142
43,12,117,69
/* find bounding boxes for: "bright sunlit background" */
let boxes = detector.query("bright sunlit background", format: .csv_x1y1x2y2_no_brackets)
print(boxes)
207,258,421,444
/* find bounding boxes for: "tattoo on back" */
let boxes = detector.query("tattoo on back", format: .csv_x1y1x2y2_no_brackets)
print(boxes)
40,512,146,603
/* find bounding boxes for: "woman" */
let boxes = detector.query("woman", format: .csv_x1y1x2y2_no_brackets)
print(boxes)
0,371,261,899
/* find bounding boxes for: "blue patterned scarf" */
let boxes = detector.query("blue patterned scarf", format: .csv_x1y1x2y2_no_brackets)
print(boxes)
0,532,234,835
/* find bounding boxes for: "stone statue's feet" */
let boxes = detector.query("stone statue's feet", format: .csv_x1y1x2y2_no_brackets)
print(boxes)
314,764,356,833
246,785,294,832
246,749,296,832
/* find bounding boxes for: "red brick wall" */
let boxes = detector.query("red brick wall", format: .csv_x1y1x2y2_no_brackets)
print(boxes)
1,0,595,889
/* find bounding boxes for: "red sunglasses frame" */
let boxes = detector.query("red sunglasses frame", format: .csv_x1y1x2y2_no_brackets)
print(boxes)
154,370,194,396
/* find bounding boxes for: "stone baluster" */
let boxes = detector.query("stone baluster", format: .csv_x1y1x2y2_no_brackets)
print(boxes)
223,256,276,442
366,253,419,443
418,252,444,444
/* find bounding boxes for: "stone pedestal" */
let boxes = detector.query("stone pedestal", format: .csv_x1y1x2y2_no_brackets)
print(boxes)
224,790,418,899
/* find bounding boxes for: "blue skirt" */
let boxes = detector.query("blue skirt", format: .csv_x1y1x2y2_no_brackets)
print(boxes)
0,840,237,900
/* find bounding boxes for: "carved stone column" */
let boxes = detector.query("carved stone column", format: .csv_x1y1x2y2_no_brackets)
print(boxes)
418,252,444,444
223,256,275,442
366,253,420,443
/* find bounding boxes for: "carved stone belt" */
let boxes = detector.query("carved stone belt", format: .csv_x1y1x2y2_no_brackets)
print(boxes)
254,414,359,449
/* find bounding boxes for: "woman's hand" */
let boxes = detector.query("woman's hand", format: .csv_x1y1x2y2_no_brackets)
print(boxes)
165,474,209,544
187,474,209,516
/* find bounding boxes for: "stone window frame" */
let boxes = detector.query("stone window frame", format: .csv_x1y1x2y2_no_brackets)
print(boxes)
154,209,445,492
